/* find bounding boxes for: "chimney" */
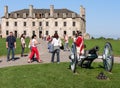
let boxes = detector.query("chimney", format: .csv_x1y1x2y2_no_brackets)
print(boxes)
50,5,54,17
80,5,85,19
83,7,85,19
4,6,8,18
29,5,33,18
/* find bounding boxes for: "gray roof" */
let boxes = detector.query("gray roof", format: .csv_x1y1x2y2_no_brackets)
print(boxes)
2,8,80,18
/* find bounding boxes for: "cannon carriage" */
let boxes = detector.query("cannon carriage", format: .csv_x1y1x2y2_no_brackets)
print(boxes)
69,42,114,73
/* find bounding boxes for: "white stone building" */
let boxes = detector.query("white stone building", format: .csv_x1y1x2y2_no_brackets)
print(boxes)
1,5,90,39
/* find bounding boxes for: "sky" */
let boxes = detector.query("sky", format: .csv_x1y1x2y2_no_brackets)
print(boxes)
0,0,120,39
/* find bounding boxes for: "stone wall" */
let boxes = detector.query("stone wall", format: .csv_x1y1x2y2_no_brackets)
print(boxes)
1,17,84,38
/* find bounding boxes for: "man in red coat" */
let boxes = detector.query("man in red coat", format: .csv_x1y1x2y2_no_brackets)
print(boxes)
75,31,84,55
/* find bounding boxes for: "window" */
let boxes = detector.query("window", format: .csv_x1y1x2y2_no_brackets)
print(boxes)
6,30,9,35
32,22,35,26
73,31,76,36
39,22,42,26
42,13,44,17
39,14,42,18
64,22,67,26
24,31,26,35
6,21,9,26
24,22,26,26
46,22,49,26
73,21,76,26
64,31,67,35
32,31,35,35
14,22,17,26
55,21,58,26
46,31,49,35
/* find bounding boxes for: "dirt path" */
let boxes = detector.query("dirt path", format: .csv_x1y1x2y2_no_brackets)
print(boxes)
0,39,119,68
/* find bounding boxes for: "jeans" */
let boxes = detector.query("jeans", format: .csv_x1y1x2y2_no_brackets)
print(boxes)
7,47,15,60
64,43,69,51
21,46,25,56
51,49,60,63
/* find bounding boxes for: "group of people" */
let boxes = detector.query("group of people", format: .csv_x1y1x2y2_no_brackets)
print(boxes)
5,31,84,64
46,31,84,63
6,32,42,63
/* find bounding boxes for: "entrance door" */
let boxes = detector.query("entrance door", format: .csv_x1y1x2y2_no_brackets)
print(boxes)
64,31,66,35
39,31,42,38
14,31,17,38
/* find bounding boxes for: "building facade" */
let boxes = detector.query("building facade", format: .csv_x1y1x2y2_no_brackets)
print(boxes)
1,5,90,39
0,24,1,37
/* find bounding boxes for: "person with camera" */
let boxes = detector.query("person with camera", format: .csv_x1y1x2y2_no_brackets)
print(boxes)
6,32,16,61
51,32,61,64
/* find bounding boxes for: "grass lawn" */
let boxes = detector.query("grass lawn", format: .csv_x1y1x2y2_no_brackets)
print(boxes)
69,39,120,56
84,39,120,56
0,62,120,88
0,38,30,56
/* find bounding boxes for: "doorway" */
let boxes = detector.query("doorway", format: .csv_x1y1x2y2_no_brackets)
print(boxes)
39,31,42,38
14,31,17,38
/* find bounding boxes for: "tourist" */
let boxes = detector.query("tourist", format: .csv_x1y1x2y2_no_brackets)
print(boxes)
28,37,35,60
51,33,61,63
75,31,84,57
73,33,77,43
6,32,16,61
43,34,46,41
20,34,26,57
46,35,51,41
47,35,51,49
28,34,42,63
63,33,70,51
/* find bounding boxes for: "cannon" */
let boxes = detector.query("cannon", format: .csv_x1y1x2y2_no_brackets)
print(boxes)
69,42,114,73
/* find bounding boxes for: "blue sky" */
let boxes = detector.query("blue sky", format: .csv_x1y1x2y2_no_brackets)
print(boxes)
0,0,120,39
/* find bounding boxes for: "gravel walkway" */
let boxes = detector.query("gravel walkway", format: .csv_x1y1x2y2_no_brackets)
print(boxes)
0,39,119,68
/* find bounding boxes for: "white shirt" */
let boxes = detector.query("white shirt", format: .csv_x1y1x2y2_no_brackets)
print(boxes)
21,37,25,44
31,39,36,47
52,38,61,46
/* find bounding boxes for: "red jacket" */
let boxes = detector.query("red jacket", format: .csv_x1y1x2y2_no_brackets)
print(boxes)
75,36,84,54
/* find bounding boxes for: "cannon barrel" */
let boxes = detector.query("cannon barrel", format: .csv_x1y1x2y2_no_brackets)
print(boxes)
88,46,99,54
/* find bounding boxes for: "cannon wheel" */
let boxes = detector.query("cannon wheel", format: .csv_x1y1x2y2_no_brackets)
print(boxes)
103,42,114,72
70,43,77,73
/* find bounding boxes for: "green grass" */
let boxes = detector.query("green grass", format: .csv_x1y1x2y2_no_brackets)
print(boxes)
0,62,120,88
0,38,30,56
68,39,120,56
84,39,120,56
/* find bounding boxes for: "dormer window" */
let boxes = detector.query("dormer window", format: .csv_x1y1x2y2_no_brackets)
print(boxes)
23,13,26,18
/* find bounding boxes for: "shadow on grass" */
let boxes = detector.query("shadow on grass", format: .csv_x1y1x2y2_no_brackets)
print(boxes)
97,65,104,69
